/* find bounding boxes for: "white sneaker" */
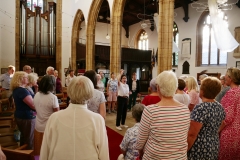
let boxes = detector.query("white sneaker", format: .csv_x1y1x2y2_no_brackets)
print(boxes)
116,126,122,131
121,125,128,128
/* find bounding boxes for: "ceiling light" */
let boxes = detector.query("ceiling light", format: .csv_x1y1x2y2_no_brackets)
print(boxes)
106,34,110,39
141,22,148,28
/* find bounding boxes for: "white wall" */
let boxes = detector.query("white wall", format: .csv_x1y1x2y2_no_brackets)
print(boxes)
126,4,240,78
174,5,240,78
0,0,16,68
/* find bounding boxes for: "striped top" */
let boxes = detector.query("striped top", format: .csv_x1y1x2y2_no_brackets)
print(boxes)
136,104,190,160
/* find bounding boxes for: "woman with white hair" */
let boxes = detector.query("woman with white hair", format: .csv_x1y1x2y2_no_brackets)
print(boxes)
97,74,105,92
27,73,39,95
40,76,109,160
136,71,190,160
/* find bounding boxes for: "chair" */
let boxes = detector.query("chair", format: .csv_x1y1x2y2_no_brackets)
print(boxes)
0,98,14,127
56,93,67,103
62,87,68,102
0,128,14,137
0,135,18,148
2,146,34,160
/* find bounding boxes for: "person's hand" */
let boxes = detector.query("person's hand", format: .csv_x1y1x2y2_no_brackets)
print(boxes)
138,93,141,97
33,84,38,89
0,147,6,160
120,69,124,75
129,91,132,95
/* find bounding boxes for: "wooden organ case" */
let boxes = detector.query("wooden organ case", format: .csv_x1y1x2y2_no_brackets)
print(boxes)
19,1,56,75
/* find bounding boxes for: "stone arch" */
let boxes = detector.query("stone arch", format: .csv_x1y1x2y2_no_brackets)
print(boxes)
71,9,84,72
86,0,105,70
110,0,127,74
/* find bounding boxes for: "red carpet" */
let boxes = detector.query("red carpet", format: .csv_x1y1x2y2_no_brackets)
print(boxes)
107,127,124,160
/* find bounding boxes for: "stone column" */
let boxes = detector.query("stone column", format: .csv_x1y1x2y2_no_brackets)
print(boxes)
86,25,95,71
71,10,83,73
157,0,174,74
110,20,122,75
15,0,20,71
110,0,126,75
56,0,62,78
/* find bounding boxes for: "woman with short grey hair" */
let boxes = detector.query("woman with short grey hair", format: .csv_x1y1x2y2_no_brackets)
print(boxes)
27,73,39,95
215,75,230,102
136,71,190,159
141,78,161,106
40,76,109,160
119,104,145,160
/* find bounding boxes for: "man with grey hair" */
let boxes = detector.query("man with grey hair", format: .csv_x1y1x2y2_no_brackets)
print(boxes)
46,66,54,76
215,75,230,102
45,66,56,93
23,65,32,74
0,65,15,98
119,104,145,160
199,74,208,85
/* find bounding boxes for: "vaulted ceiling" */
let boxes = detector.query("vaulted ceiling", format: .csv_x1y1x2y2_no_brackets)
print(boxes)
97,0,240,38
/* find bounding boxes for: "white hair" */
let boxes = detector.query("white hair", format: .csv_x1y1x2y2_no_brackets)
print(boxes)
156,70,178,97
46,66,54,74
28,73,39,86
179,75,188,81
67,76,94,104
199,74,208,81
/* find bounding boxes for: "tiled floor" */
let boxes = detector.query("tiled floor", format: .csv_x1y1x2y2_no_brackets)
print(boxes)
105,111,136,136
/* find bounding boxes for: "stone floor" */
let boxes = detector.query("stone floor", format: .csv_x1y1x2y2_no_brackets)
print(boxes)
105,111,136,136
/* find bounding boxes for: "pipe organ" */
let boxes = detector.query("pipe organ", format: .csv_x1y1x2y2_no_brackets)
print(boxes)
20,0,56,75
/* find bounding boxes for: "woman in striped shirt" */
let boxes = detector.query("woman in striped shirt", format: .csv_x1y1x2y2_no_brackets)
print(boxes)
136,71,190,160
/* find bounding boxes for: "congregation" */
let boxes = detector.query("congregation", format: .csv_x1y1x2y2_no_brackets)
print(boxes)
0,64,240,160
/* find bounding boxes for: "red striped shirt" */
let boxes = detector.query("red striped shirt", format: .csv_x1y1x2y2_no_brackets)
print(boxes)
136,104,190,160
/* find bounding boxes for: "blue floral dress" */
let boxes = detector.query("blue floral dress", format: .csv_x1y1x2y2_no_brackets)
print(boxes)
188,102,225,160
120,123,140,160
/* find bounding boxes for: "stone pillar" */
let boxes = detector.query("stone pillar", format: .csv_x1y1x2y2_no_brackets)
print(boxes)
110,20,122,75
157,0,174,74
15,0,20,71
71,10,83,73
110,0,126,75
86,25,95,71
56,0,62,78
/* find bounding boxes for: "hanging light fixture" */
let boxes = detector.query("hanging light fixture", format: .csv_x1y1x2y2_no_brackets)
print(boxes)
191,0,239,12
136,0,154,29
106,10,110,39
106,21,110,39
141,0,147,28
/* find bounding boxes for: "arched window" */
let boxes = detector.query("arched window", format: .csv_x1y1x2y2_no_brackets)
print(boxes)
173,22,179,66
136,30,149,50
27,0,45,13
196,11,228,66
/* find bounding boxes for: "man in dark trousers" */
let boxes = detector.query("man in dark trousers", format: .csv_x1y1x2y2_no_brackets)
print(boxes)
128,72,140,111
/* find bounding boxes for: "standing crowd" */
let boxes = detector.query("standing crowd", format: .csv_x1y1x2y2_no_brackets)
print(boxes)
0,65,240,160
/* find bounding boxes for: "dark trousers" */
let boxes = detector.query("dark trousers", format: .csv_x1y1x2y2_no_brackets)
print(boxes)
128,91,137,110
15,118,35,149
116,96,128,126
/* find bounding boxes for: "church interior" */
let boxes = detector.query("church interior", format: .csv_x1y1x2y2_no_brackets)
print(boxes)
0,0,240,159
